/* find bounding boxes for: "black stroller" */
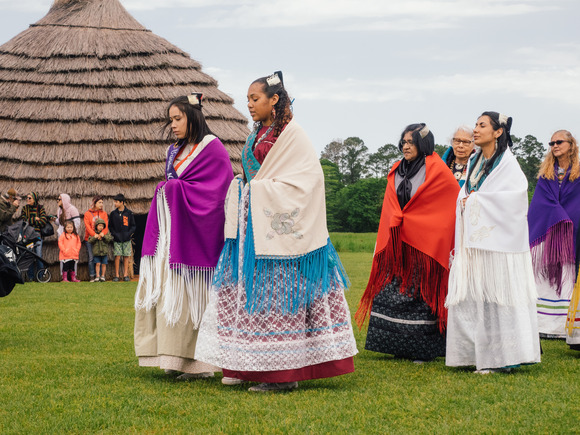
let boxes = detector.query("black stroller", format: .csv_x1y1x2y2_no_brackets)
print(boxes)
0,221,52,285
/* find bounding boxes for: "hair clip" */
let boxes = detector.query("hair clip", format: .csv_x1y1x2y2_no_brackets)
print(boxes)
419,125,430,139
187,93,203,107
266,72,282,87
498,113,508,126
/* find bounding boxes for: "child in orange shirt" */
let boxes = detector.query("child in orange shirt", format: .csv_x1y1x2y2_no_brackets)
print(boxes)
58,220,81,282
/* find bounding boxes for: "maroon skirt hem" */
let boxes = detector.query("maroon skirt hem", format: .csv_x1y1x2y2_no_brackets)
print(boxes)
222,357,354,383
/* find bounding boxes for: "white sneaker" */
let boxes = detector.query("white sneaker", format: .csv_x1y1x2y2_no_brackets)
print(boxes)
248,382,298,392
474,369,496,374
222,377,245,386
176,372,214,381
90,277,97,282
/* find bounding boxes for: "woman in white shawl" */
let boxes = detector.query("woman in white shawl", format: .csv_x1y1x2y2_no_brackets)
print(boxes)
445,111,541,373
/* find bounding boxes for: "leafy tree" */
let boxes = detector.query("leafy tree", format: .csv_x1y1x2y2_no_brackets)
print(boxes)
320,139,343,166
320,159,344,231
341,137,368,185
435,144,449,158
366,144,400,178
333,177,387,232
320,137,368,185
511,134,546,192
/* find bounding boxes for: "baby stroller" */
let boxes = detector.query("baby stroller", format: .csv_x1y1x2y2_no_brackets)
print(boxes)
0,221,52,283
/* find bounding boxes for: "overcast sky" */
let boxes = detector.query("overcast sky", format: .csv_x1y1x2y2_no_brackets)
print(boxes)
1,0,579,154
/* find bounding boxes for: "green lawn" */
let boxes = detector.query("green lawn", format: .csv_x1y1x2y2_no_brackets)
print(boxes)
0,249,578,434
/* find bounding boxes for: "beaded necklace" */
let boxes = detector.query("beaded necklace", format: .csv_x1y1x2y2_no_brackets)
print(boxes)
449,157,468,181
557,166,566,184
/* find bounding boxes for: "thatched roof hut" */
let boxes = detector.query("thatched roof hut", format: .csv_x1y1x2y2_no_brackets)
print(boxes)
0,0,249,280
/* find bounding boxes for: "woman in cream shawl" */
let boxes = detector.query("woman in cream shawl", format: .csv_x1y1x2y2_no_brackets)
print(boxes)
445,111,541,373
196,71,357,392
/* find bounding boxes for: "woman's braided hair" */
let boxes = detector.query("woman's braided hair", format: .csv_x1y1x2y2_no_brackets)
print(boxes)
252,71,293,138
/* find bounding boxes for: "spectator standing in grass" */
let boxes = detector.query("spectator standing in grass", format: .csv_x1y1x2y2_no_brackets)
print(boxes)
195,72,357,392
58,220,81,282
84,196,109,282
134,93,233,381
88,218,112,282
356,123,459,362
445,111,541,373
21,191,48,281
109,193,136,282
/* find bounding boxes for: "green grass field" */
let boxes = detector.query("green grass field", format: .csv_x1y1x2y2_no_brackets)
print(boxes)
0,242,578,433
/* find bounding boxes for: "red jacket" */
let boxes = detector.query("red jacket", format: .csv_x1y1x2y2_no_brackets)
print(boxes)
59,232,81,261
84,209,109,241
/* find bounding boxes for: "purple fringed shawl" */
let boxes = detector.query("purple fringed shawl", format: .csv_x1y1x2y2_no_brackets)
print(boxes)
142,138,234,268
528,168,580,293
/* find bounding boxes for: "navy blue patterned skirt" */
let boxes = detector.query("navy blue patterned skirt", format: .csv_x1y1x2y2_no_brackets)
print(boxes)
365,280,445,361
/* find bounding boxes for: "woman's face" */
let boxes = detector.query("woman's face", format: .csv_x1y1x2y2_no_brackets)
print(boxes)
95,199,103,210
57,196,63,207
550,132,571,160
26,195,34,206
247,82,278,125
401,132,419,161
473,115,501,147
452,130,475,160
169,105,188,140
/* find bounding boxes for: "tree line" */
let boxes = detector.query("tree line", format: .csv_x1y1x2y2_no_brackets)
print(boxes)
321,135,546,232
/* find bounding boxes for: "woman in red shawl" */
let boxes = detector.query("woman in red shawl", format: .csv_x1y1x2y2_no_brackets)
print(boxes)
356,123,459,361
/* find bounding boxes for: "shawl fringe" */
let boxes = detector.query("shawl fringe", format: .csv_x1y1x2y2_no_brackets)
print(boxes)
355,227,449,333
161,266,214,328
530,219,574,296
212,237,239,290
242,205,348,314
135,257,214,328
446,247,537,307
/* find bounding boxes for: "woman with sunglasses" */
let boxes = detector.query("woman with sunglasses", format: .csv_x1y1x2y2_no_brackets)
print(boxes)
21,192,48,281
55,194,81,237
528,130,580,339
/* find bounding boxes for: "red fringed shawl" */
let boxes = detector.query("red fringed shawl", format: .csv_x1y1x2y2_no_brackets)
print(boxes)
355,154,459,332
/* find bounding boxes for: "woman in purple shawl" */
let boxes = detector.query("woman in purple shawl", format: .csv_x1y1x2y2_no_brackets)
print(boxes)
528,130,580,338
134,93,233,380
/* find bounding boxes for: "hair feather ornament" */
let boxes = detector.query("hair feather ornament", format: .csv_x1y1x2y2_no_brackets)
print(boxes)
187,92,203,107
266,72,282,87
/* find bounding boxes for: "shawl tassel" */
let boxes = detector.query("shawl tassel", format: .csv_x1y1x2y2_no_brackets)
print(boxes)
530,219,574,296
355,227,448,333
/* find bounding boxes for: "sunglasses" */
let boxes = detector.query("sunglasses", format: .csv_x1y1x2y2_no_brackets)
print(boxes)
26,196,32,199
549,140,569,147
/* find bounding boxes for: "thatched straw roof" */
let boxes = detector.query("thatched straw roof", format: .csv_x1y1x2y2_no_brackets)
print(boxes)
0,0,249,216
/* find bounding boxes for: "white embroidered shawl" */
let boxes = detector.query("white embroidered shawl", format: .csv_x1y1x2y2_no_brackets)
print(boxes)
447,148,537,306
